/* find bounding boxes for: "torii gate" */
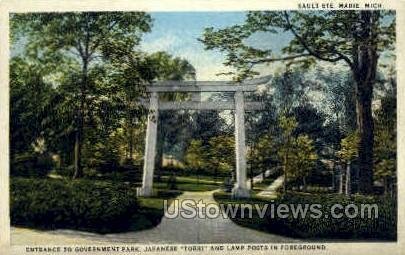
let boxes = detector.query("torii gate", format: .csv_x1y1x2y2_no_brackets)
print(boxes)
137,76,271,198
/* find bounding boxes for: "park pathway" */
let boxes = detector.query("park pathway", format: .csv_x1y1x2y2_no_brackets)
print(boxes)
12,190,295,245
245,168,280,190
246,169,274,189
257,176,284,198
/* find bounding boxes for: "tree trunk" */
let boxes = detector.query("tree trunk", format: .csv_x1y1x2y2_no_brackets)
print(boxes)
384,176,388,196
128,125,134,161
345,161,351,196
351,11,378,194
249,146,253,190
250,165,253,190
73,131,81,178
339,165,344,194
331,159,336,192
355,90,374,194
283,153,287,193
73,112,84,179
73,59,88,179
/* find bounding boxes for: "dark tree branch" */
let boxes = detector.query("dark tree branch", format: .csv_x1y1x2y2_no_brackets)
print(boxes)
283,11,353,67
75,40,84,59
247,53,311,64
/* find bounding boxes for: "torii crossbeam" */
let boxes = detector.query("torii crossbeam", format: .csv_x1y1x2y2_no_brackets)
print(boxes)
137,75,271,198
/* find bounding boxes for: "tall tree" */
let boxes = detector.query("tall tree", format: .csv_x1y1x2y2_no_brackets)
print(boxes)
200,10,395,194
316,67,357,135
373,68,396,195
278,115,298,193
191,110,230,145
12,12,152,178
184,139,207,176
9,57,58,168
289,134,318,191
292,104,325,153
207,135,235,179
271,69,310,114
338,131,360,195
106,51,156,164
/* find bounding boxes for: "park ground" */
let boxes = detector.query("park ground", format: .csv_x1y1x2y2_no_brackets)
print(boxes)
10,171,396,244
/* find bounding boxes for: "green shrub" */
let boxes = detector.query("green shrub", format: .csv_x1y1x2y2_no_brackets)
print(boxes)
53,165,74,177
214,192,396,240
11,153,53,177
304,161,332,187
119,159,142,172
167,174,177,190
11,178,139,233
265,193,396,240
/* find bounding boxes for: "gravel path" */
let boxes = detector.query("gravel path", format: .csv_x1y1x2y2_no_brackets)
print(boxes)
12,190,295,245
257,176,284,198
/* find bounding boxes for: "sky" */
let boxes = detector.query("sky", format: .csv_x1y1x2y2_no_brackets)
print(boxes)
139,12,292,81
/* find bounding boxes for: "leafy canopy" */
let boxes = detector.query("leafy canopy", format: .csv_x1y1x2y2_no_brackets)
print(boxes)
200,11,395,79
12,12,152,65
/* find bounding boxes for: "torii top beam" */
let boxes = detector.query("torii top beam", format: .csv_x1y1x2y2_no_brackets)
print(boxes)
146,75,272,93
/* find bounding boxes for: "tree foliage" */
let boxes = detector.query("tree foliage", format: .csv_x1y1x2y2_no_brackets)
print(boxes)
200,10,395,194
338,132,360,162
11,12,153,178
289,135,318,188
278,115,317,190
184,140,206,174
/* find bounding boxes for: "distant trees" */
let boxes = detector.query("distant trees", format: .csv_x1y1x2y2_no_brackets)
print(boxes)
10,58,56,158
337,132,360,195
10,13,197,180
184,140,206,176
373,72,396,195
278,115,298,192
184,136,235,178
201,10,395,194
207,136,235,179
248,134,277,178
149,52,196,174
277,115,318,192
11,12,153,178
291,135,318,191
10,58,59,177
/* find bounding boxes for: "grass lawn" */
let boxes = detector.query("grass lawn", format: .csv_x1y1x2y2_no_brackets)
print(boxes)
169,175,223,184
251,177,276,192
138,174,223,192
130,190,182,231
153,181,220,192
158,175,224,184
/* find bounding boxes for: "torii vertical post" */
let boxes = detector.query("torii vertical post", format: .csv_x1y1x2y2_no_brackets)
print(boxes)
137,92,158,197
232,89,250,198
137,77,272,198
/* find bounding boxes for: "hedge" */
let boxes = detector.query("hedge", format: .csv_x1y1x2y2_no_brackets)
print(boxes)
11,178,139,233
11,153,53,177
214,192,396,240
265,193,397,240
